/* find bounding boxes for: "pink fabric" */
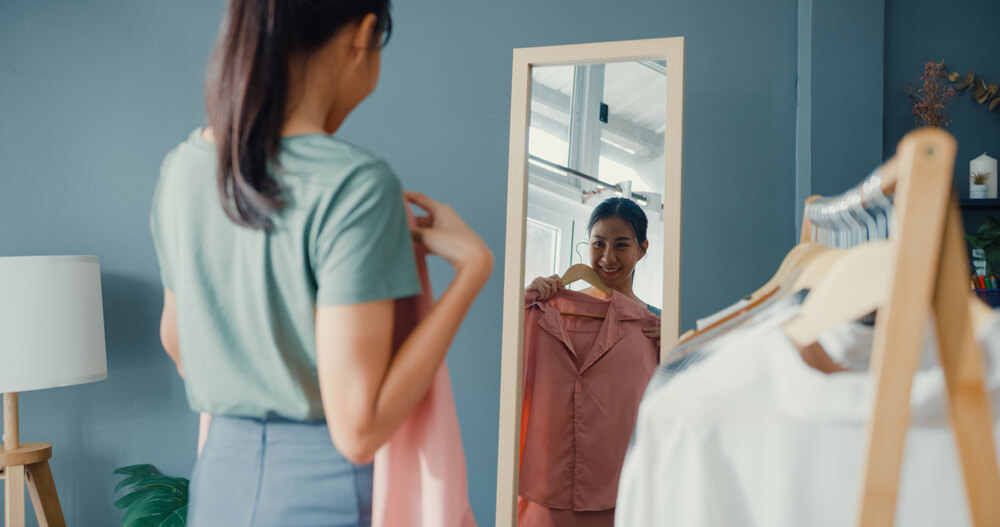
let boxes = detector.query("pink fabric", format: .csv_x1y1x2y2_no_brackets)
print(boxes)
519,289,659,512
371,204,477,527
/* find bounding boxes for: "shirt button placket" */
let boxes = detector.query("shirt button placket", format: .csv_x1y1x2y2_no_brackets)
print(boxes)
573,375,582,508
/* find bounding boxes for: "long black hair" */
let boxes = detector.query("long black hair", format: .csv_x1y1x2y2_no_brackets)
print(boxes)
587,197,648,244
206,0,392,229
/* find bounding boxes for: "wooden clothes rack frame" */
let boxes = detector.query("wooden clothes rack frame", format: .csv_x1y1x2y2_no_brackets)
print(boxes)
807,128,1000,526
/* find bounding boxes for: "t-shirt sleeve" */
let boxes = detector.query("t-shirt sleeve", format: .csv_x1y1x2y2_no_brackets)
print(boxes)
149,152,176,290
313,161,421,306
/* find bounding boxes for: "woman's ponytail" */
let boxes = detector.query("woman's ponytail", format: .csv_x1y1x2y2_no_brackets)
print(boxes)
206,0,392,230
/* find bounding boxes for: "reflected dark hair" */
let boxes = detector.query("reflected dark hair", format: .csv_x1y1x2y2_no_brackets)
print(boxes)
587,197,648,244
206,0,392,229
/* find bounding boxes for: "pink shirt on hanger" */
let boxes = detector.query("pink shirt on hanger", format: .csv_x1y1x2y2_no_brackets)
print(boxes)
371,203,477,527
519,289,659,512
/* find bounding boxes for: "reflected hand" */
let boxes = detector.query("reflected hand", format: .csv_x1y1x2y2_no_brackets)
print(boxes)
643,326,661,349
527,275,563,300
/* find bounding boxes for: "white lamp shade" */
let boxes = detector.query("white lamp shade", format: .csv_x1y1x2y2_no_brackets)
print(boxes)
0,255,108,392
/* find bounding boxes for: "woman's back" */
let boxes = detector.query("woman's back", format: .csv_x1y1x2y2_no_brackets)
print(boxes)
154,1,491,524
151,129,419,421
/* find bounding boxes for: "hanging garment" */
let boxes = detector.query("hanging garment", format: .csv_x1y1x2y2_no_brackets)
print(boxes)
650,290,808,395
517,497,616,527
371,204,477,527
695,297,751,330
616,308,1000,527
519,289,659,520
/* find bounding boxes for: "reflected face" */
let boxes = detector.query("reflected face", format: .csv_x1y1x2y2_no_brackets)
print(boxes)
589,217,648,290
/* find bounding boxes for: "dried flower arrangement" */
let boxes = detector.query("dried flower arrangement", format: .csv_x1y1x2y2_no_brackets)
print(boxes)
906,60,956,128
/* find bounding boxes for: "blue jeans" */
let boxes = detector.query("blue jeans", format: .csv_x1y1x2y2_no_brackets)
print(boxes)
187,415,373,527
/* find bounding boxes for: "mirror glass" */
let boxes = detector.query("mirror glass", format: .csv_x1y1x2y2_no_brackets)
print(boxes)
518,60,667,525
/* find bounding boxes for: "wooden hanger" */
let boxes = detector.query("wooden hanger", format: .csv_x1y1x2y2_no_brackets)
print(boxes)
742,194,827,302
559,311,605,319
557,264,611,319
675,242,833,345
745,242,829,302
786,247,847,293
675,195,829,344
783,242,893,348
560,263,612,296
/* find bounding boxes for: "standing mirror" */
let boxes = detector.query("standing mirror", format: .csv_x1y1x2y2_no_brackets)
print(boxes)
496,38,684,527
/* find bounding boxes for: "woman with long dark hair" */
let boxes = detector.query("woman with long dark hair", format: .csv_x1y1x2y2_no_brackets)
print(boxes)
527,197,661,341
150,1,492,524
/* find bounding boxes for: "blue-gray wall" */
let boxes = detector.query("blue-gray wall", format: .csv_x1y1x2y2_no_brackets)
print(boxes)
883,0,1000,236
796,0,885,239
0,0,798,524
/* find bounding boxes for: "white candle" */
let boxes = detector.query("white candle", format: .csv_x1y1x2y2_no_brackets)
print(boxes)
971,153,998,199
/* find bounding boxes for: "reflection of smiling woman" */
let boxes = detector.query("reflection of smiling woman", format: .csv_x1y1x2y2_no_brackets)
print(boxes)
527,197,660,342
520,196,660,526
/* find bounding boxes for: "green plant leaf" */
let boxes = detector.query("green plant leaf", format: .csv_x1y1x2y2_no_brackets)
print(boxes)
979,225,1000,239
984,248,1000,268
121,475,190,495
116,471,165,493
123,494,185,525
157,504,188,527
115,487,171,511
123,518,163,527
966,234,986,249
114,464,159,478
978,218,1000,236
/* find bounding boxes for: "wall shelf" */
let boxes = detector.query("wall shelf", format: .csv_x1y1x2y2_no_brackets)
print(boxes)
960,199,1000,208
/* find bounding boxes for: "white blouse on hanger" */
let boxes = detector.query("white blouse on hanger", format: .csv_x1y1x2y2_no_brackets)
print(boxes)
616,309,1000,527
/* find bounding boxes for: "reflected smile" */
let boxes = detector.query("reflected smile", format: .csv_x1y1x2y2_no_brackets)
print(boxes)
598,265,622,277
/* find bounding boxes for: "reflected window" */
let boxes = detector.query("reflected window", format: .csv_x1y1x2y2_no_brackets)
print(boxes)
524,219,560,287
599,60,666,194
528,65,574,168
528,61,665,195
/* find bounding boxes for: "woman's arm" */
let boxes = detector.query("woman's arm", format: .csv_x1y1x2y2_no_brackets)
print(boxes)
160,288,183,377
161,290,212,457
316,192,492,464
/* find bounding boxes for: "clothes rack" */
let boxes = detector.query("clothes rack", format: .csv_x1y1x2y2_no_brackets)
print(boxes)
800,128,1000,526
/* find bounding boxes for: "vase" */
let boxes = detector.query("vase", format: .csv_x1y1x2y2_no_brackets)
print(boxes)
971,183,988,199
973,248,988,277
971,153,998,199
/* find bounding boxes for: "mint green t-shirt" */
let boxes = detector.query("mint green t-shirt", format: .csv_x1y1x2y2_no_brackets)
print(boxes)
150,129,421,420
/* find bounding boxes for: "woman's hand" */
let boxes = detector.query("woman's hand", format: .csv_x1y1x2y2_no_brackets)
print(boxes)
527,275,563,300
320,192,493,464
404,191,493,278
643,325,661,349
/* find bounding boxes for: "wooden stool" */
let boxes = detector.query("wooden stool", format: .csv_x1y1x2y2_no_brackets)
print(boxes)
3,394,66,527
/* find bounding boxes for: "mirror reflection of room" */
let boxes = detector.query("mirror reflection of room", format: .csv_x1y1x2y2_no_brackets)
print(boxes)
518,60,666,527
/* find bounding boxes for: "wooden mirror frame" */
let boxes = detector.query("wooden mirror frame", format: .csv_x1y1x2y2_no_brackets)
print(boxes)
495,37,685,526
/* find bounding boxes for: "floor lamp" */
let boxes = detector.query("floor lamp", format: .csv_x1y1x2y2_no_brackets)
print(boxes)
0,256,108,527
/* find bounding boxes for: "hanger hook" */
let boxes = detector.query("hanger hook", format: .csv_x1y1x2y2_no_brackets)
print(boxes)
574,240,589,265
848,190,878,243
865,172,894,239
